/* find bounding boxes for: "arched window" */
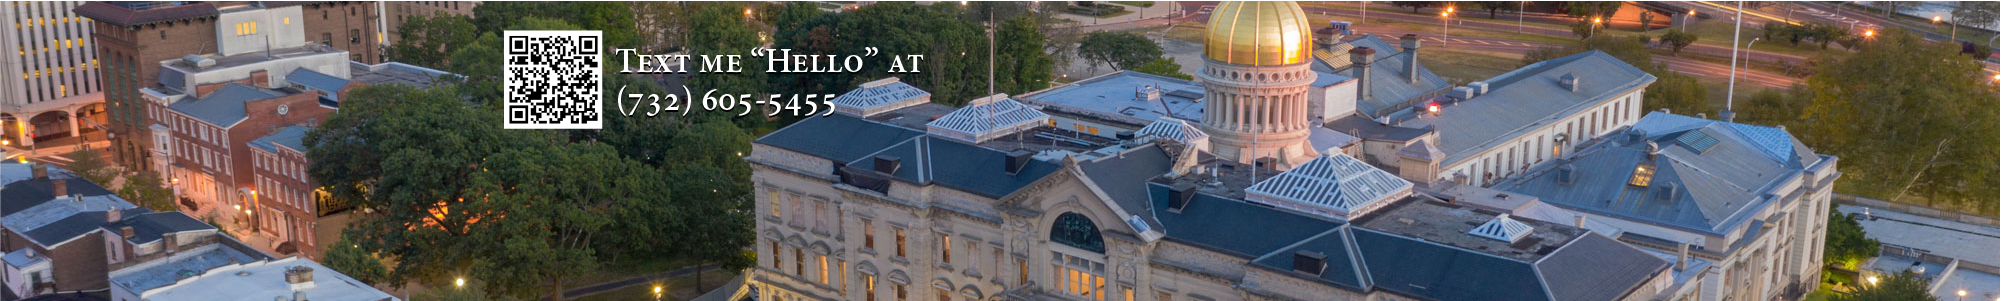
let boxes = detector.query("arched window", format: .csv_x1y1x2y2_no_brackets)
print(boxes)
1050,212,1104,253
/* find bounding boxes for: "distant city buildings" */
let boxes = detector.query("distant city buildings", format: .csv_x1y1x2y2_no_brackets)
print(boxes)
0,162,395,300
1,1,104,148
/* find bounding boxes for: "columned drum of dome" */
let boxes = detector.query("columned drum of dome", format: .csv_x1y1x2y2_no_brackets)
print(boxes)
1199,1,1320,169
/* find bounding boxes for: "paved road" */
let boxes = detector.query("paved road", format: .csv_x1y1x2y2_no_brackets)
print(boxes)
544,264,721,301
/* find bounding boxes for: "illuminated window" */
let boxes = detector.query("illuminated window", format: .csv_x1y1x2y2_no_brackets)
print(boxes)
283,17,291,25
793,248,803,276
894,227,907,257
894,284,907,301
862,219,875,250
771,241,782,269
937,288,950,301
864,275,877,301
818,255,829,284
1628,163,1655,187
940,234,951,264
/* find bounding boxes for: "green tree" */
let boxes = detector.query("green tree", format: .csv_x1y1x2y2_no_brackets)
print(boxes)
1642,70,1711,117
1953,2,1998,32
469,2,579,34
1559,1,1620,20
323,237,390,287
117,172,176,213
1832,272,1937,301
1132,57,1192,80
64,147,116,185
1660,29,1699,56
687,3,771,127
1570,19,1597,39
1794,28,1999,213
1474,1,1515,19
995,16,1054,94
387,13,477,69
1823,205,1880,269
1078,31,1162,71
576,2,639,49
461,142,667,300
1736,87,1807,126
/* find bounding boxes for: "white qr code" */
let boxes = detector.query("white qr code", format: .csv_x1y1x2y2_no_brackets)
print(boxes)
504,30,602,129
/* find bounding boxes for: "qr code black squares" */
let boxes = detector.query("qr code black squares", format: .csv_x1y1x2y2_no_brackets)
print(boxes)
503,30,604,129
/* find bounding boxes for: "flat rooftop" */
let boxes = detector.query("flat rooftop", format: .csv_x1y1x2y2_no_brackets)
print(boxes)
109,244,264,294
1352,198,1585,261
165,45,347,72
351,62,456,89
865,102,958,130
125,257,398,301
1018,71,1205,126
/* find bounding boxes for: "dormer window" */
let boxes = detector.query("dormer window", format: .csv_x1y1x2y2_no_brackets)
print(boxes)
1628,163,1655,187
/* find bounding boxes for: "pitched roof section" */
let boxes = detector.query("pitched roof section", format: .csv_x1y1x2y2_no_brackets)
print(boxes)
1077,145,1177,232
925,94,1050,144
846,136,1062,199
1429,51,1657,165
1134,118,1208,146
1352,227,1551,300
250,125,312,153
106,212,217,245
832,77,932,118
755,114,925,164
1149,183,1343,257
286,68,350,93
1536,234,1671,301
1497,112,1820,233
1468,213,1534,242
167,83,288,128
1244,154,1413,221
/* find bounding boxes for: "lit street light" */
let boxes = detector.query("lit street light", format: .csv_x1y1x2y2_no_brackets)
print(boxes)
1441,10,1452,48
456,277,466,288
1683,10,1695,31
1591,16,1602,38
1867,275,1879,286
1960,289,1969,301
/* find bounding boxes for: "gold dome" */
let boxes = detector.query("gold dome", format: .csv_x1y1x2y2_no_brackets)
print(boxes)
1204,1,1314,66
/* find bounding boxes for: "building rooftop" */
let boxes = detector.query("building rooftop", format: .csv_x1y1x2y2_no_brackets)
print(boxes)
863,102,957,130
107,244,263,298
105,212,217,245
756,114,926,164
842,135,1063,199
1414,50,1657,166
831,77,932,117
73,2,219,27
1310,34,1452,118
285,68,349,93
250,125,312,153
1017,71,1206,127
1321,114,1430,142
1147,183,1343,257
1075,144,1179,233
161,45,348,79
350,62,456,89
1496,112,1825,234
119,256,397,301
925,94,1050,144
166,83,289,128
1352,197,1583,261
1244,153,1413,220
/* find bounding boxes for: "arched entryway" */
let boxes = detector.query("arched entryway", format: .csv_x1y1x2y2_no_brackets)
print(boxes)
73,103,106,138
1047,212,1109,301
26,110,72,142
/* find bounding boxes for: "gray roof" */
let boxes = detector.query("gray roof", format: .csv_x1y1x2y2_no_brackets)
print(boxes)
1536,234,1671,301
1428,51,1657,165
1322,114,1431,142
2,176,117,216
1077,144,1176,231
1016,71,1206,126
1495,112,1820,234
1352,227,1550,300
167,83,287,128
845,136,1061,199
105,211,216,245
1148,183,1343,257
925,96,1050,143
250,125,311,153
755,114,925,164
108,244,264,295
351,62,457,89
1244,154,1411,218
1311,34,1452,118
1250,228,1367,289
286,67,349,93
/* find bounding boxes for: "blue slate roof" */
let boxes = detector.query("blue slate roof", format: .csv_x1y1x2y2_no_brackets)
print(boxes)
1432,51,1657,166
846,136,1063,199
1148,183,1342,257
755,114,926,164
1352,227,1551,301
250,125,311,153
286,68,350,93
1077,144,1176,230
1251,228,1367,289
1496,112,1822,233
2,177,116,216
1311,34,1453,118
1536,234,1670,301
167,83,286,128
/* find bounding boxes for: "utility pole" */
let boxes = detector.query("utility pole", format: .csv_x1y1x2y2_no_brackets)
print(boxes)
1518,1,1525,33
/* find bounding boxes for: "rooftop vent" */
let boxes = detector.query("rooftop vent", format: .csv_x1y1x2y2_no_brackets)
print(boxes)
1469,213,1534,243
1004,150,1034,175
1556,164,1577,185
1292,251,1328,275
873,155,901,174
1450,86,1475,100
1136,85,1162,103
1167,183,1197,212
285,266,317,291
182,55,216,68
1468,81,1490,96
1558,73,1580,92
1655,183,1678,202
31,162,47,179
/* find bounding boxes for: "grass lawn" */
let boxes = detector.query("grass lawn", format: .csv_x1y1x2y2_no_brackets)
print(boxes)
575,270,742,301
1666,19,1854,58
1418,48,1522,84
568,257,702,290
1119,22,1206,43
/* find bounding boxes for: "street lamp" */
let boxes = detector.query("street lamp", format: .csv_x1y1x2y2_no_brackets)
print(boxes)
1684,10,1696,31
1441,10,1452,48
1865,29,1875,38
1960,289,1968,301
1867,275,1879,286
1592,16,1602,38
455,277,466,288
1518,1,1526,33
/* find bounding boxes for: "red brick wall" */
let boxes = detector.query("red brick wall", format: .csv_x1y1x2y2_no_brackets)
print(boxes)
90,17,220,170
299,2,382,64
46,233,110,292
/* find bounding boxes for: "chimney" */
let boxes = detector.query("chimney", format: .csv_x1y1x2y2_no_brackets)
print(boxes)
1675,241,1690,271
1292,251,1328,275
873,155,901,174
121,226,135,239
31,162,48,179
1315,23,1345,49
1004,150,1033,175
1167,183,1197,212
52,179,67,198
285,266,316,284
1349,47,1376,102
1573,214,1587,229
1559,73,1580,92
106,207,123,223
163,234,178,252
1400,34,1421,83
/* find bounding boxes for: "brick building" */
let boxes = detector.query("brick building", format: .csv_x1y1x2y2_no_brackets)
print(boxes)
246,125,321,259
381,1,479,45
74,1,379,171
0,163,215,298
